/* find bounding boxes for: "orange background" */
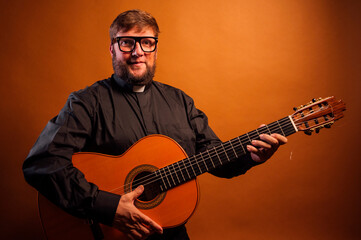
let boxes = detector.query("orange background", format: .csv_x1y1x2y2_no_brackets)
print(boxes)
1,0,360,239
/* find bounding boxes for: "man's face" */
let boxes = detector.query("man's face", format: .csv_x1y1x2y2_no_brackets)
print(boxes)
110,27,157,86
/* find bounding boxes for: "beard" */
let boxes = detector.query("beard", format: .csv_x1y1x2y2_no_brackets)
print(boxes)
112,55,156,86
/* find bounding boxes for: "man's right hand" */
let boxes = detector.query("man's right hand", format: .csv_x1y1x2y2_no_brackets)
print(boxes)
113,185,163,240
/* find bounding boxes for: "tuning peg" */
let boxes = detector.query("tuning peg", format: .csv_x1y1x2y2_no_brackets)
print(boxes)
324,124,331,129
315,128,320,133
304,130,312,135
312,98,316,102
293,107,297,111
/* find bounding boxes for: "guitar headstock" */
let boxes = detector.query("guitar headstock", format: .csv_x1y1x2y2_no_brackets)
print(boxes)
291,96,346,135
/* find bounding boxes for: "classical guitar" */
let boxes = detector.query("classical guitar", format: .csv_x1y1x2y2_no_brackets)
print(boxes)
38,96,346,240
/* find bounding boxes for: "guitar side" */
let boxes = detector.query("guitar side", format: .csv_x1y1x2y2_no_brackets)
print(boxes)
38,135,199,240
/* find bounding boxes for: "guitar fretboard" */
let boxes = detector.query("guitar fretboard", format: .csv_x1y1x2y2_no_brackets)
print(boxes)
152,116,297,192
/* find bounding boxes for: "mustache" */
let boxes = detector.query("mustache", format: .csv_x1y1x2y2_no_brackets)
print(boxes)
127,58,146,65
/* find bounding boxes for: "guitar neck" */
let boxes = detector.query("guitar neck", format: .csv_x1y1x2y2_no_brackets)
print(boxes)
155,116,297,192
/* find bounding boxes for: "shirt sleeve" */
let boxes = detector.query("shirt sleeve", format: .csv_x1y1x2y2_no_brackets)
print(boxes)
185,94,261,178
22,91,120,226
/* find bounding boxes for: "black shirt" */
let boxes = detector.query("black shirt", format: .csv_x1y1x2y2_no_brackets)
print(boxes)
23,75,257,236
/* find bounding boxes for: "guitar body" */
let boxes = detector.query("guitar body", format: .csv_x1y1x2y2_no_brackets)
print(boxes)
38,135,199,240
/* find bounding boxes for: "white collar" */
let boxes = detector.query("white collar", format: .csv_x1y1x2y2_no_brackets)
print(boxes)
133,85,146,92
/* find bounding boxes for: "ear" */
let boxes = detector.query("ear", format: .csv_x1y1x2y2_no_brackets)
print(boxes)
154,50,158,60
109,43,114,57
154,44,158,60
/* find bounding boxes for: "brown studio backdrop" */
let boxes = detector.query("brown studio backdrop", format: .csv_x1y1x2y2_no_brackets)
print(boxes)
0,0,360,239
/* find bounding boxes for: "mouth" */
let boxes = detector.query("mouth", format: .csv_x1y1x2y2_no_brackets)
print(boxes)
128,61,145,67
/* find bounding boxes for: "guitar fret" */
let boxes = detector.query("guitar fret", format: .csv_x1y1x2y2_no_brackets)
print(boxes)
160,168,171,189
210,147,217,168
171,163,180,184
265,124,271,134
162,167,171,189
237,136,246,154
182,159,191,180
201,151,209,172
229,140,238,158
204,150,213,171
220,144,229,164
277,120,286,136
249,130,258,140
155,170,165,192
194,155,203,175
188,157,197,177
167,165,176,187
246,132,252,143
176,161,185,182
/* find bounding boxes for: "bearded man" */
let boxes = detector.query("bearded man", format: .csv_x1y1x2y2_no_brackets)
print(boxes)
23,9,287,240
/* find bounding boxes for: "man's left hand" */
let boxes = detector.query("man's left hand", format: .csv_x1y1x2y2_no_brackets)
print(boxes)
246,125,288,163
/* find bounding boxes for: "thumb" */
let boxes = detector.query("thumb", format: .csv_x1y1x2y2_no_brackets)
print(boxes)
130,185,144,200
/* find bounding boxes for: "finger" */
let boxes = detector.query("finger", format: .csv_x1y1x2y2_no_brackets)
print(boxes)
251,138,272,150
247,144,269,156
133,223,153,238
138,212,163,234
127,229,143,240
126,233,136,240
259,134,279,148
271,133,288,145
246,144,261,153
125,222,153,240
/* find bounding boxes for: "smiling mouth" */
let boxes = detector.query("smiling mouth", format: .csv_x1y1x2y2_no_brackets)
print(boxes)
129,62,145,68
128,62,146,71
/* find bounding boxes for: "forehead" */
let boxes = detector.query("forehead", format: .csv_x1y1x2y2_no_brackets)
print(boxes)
116,26,155,37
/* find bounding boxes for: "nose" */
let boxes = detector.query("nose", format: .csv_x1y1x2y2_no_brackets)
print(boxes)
132,42,144,57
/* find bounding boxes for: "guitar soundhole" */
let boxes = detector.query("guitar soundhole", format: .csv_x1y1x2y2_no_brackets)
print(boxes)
125,164,166,209
132,171,161,202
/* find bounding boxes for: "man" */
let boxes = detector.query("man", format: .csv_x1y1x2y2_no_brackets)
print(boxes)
23,9,287,240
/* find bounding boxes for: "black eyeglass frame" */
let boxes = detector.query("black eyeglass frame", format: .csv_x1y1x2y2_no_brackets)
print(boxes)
113,36,158,53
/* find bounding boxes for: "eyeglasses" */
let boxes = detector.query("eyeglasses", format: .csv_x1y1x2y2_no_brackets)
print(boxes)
113,36,158,53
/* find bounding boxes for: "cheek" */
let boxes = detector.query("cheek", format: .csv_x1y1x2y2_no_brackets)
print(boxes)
115,55,129,65
113,49,130,62
147,53,157,64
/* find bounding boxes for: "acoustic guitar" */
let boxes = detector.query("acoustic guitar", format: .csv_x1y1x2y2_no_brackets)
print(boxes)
38,96,346,239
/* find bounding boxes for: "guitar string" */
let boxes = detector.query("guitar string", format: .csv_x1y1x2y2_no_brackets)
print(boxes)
111,119,297,194
109,117,297,194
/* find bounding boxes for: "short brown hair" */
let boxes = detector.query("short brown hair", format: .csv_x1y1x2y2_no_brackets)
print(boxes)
109,9,160,41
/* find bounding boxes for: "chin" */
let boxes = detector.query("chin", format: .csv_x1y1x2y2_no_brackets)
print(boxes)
129,69,146,77
132,73,146,78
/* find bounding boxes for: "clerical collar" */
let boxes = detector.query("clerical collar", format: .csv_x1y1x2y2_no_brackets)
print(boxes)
132,85,146,92
113,74,151,93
